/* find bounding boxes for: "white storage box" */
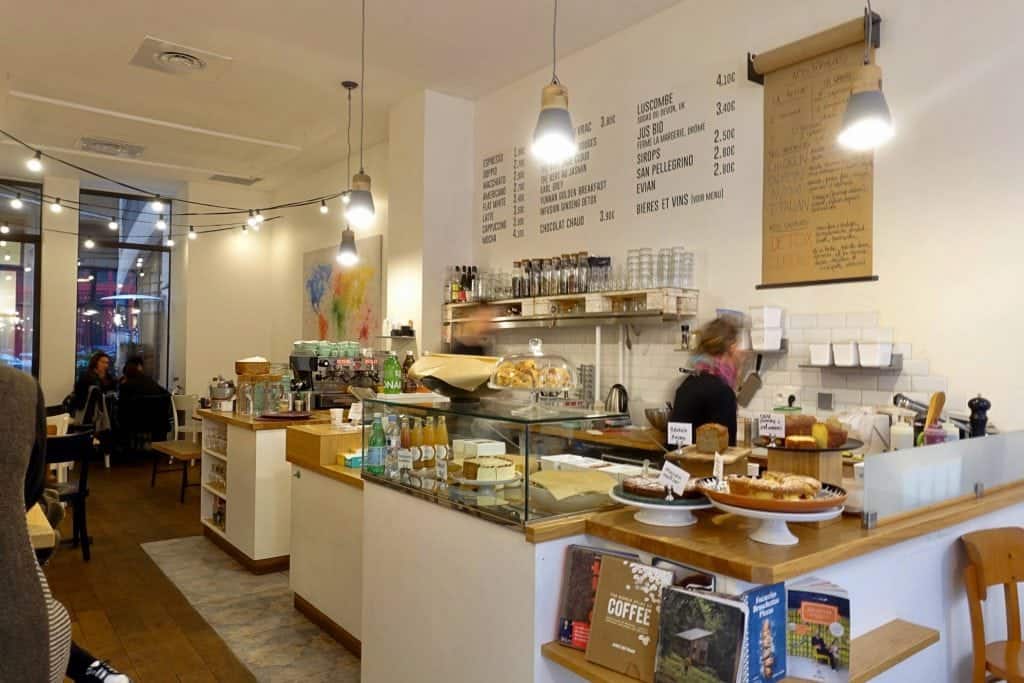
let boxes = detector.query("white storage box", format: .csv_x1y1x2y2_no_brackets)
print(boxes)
749,306,784,328
809,343,833,366
465,440,506,457
750,327,783,351
832,341,859,367
858,342,893,367
540,454,607,471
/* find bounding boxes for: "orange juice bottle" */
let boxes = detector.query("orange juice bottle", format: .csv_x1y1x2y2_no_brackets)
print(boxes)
435,416,451,480
421,417,436,470
396,415,412,474
410,418,424,469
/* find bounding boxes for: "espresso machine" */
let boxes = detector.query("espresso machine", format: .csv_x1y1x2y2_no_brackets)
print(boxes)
289,354,381,409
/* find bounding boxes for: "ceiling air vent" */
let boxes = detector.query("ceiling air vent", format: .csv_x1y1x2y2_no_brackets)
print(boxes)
79,137,145,158
130,36,232,78
209,174,263,186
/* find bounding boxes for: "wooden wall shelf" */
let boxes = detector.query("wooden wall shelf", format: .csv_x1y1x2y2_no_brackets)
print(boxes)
542,619,938,683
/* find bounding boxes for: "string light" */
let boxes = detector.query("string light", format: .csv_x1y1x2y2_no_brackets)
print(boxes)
83,239,95,249
242,224,248,235
156,214,167,230
188,225,197,240
50,198,63,213
166,238,175,247
254,209,265,224
26,151,43,173
247,209,258,227
9,193,23,210
320,199,328,214
24,266,31,273
0,224,8,234
150,197,165,212
0,240,6,247
108,218,118,231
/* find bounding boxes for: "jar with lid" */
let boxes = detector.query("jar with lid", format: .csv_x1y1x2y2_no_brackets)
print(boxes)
577,252,590,293
511,261,522,298
550,256,560,296
531,259,543,296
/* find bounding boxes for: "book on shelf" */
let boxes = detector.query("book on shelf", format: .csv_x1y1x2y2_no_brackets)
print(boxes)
585,558,675,682
785,577,850,682
556,545,639,651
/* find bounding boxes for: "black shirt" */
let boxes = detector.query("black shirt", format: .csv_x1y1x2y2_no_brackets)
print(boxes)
669,373,738,446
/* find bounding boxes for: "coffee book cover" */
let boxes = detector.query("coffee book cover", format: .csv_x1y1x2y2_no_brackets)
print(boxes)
557,545,638,650
785,578,850,682
585,559,674,682
743,582,787,682
655,587,747,683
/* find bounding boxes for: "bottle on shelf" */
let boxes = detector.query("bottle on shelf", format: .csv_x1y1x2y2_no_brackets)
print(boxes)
382,352,402,394
435,416,451,481
512,261,522,298
410,417,424,470
366,414,386,476
531,258,542,296
450,266,462,303
397,415,413,474
421,416,436,470
401,350,417,392
551,256,561,295
578,251,590,293
384,415,399,479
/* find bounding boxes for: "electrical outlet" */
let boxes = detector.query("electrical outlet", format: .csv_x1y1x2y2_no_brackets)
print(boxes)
817,392,834,411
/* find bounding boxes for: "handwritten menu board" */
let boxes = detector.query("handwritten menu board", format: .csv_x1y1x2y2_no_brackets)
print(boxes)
761,43,874,286
477,63,746,246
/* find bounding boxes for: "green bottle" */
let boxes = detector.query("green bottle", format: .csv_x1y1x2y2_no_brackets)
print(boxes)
383,352,402,394
367,415,386,475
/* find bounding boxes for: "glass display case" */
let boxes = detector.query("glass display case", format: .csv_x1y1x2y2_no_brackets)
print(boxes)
360,397,630,528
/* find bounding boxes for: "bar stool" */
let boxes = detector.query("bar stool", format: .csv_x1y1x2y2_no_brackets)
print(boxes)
961,527,1024,682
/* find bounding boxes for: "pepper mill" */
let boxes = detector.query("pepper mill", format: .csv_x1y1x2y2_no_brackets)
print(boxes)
968,394,991,438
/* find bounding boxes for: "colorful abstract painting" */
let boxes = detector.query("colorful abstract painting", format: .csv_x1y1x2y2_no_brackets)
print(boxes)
301,234,382,344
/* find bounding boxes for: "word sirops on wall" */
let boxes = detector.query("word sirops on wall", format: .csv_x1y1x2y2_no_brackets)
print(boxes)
477,63,745,247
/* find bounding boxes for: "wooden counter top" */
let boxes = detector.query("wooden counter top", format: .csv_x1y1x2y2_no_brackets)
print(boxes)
534,425,667,454
197,408,331,431
586,482,1024,583
27,504,55,550
285,423,364,489
542,618,938,683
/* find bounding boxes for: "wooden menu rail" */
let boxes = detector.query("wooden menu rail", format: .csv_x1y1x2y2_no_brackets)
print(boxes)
542,619,938,683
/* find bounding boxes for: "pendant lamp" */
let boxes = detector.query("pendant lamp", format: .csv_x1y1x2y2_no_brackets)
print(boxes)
837,2,893,151
337,227,358,266
337,81,360,266
344,0,375,229
531,0,576,164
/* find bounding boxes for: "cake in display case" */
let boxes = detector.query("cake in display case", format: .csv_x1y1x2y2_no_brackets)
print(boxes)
360,396,625,528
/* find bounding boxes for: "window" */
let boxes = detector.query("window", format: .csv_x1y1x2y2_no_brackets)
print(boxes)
76,190,171,385
0,180,42,375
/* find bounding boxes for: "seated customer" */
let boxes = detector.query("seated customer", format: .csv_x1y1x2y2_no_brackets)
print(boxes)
119,356,168,402
118,357,172,442
72,351,117,414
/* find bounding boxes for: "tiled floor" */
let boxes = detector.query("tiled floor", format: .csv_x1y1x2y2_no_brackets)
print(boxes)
142,537,359,682
44,456,256,682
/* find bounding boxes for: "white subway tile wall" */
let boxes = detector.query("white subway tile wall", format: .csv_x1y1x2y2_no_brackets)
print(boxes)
489,310,947,422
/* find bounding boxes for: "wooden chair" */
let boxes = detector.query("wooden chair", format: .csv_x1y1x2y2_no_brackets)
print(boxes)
961,527,1024,682
46,431,94,561
151,395,201,503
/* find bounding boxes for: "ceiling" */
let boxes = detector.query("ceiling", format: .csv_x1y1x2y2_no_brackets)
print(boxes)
0,0,682,192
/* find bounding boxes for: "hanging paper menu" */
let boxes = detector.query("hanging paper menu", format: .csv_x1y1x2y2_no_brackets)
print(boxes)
760,42,876,287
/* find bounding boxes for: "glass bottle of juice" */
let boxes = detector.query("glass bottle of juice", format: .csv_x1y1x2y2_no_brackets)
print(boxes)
421,417,436,470
410,418,424,470
396,415,413,474
366,415,386,476
384,415,399,479
435,416,451,480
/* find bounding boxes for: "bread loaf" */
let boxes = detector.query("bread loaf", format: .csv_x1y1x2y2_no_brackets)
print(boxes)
785,414,816,436
695,423,729,454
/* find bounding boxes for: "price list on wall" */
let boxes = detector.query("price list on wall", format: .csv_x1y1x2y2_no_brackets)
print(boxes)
631,68,740,219
480,152,509,244
511,145,527,239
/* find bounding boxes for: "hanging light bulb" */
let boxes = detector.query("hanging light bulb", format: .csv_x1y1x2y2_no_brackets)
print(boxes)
150,196,165,212
838,2,893,151
188,225,197,240
10,193,23,210
254,209,265,224
26,151,43,173
83,238,95,249
0,240,6,247
343,3,376,229
531,0,577,164
156,214,167,230
0,224,9,234
242,224,249,235
336,227,358,266
166,238,175,247
108,217,118,231
247,209,258,227
320,199,329,214
50,198,63,213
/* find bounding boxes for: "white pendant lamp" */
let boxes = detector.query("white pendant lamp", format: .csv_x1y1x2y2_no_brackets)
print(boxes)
838,2,893,151
344,0,376,230
532,0,576,164
336,227,359,266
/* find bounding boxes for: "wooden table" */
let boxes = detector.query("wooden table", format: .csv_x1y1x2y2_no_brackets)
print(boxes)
27,504,55,549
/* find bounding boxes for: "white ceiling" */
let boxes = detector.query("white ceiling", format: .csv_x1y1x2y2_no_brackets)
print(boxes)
0,0,682,191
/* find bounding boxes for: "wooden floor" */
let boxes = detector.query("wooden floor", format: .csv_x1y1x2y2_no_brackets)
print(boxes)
44,455,256,682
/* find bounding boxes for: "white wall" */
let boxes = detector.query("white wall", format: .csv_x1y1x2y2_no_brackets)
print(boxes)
266,142,390,362
38,175,79,404
473,0,1024,428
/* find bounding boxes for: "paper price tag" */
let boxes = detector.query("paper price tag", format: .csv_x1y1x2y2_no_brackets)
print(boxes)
667,422,693,447
713,453,725,481
758,412,786,438
348,402,363,424
657,460,691,497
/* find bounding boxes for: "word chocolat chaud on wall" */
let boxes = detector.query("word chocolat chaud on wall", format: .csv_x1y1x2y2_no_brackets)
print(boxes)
477,63,745,247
